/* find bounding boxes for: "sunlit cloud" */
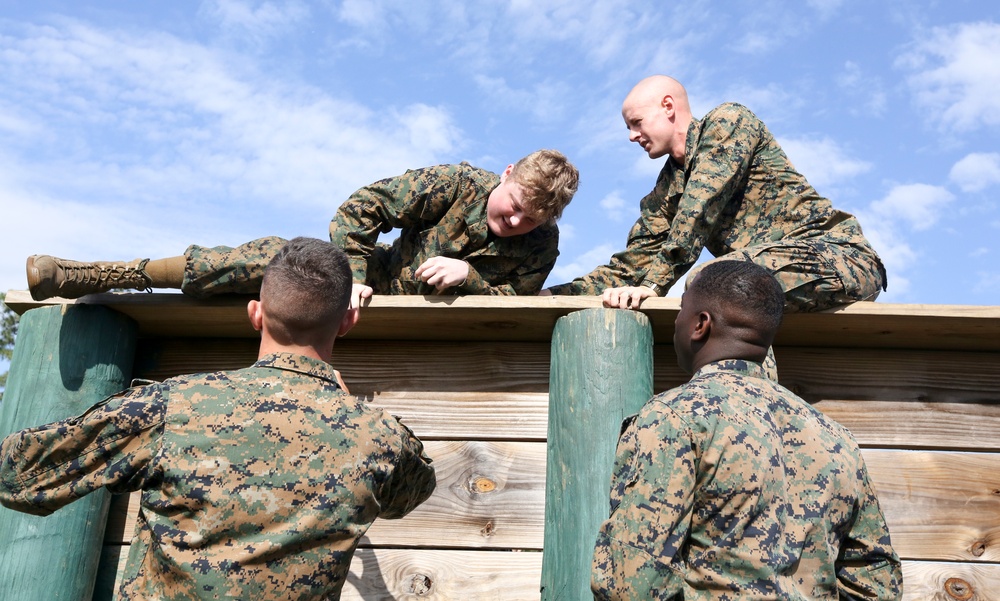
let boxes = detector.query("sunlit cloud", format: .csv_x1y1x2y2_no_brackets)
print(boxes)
897,21,1000,131
949,152,1000,192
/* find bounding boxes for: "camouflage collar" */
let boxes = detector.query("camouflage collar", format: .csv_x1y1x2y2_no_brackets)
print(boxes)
694,358,767,380
254,352,343,386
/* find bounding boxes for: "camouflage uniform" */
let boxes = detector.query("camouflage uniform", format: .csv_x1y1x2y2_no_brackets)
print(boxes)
591,359,902,600
549,103,887,312
0,352,436,601
180,163,560,298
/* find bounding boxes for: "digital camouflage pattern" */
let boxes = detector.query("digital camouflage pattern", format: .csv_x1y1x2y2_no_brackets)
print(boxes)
549,103,887,313
179,163,560,298
0,352,436,601
330,162,559,295
592,359,902,600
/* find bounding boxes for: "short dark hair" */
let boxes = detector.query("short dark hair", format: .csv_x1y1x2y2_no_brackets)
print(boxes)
260,237,352,342
689,260,785,333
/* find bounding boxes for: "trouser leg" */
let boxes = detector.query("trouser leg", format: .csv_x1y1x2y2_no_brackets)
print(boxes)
181,236,288,298
685,240,886,313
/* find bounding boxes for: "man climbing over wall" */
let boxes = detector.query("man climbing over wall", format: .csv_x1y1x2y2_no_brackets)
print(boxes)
26,149,579,310
545,75,886,313
2,237,437,600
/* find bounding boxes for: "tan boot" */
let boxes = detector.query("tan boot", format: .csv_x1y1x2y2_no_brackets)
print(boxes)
26,255,152,301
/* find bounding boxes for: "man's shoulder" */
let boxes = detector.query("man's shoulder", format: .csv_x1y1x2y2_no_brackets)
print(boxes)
703,101,755,120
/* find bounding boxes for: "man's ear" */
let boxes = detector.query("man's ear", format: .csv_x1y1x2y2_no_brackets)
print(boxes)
499,163,514,182
337,307,361,337
247,299,264,332
691,310,712,341
661,94,675,116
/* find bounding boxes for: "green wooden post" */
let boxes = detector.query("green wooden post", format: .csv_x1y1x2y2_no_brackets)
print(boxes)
0,304,138,601
541,308,654,600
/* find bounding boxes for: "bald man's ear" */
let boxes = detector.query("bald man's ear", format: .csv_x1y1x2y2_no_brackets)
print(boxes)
247,299,264,332
661,94,675,116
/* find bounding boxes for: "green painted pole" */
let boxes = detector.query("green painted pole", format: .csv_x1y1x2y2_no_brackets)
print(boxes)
0,304,137,601
541,308,654,600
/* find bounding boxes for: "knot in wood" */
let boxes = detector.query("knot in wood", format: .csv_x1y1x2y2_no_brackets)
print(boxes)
471,476,497,493
408,574,433,596
480,520,496,537
944,577,974,601
970,539,987,557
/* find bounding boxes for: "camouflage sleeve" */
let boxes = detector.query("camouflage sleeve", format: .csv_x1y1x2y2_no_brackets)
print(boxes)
591,407,692,599
835,469,904,600
329,164,465,282
375,418,436,520
548,168,675,295
0,386,166,516
640,104,765,290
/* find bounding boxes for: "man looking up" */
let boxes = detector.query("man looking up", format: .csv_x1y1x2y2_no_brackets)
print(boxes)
591,260,902,600
2,237,436,600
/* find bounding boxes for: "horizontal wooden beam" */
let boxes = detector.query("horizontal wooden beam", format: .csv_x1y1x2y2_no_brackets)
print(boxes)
102,545,998,601
104,445,1000,564
6,290,1000,350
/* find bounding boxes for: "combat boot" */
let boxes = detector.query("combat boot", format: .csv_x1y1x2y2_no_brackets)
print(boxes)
26,255,153,301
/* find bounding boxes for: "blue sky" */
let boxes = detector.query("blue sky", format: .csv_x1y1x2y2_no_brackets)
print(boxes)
0,0,998,306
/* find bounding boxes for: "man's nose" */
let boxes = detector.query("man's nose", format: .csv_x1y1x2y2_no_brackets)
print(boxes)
628,129,641,142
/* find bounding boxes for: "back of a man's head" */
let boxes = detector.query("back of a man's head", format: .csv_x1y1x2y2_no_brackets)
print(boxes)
690,260,785,339
260,237,352,345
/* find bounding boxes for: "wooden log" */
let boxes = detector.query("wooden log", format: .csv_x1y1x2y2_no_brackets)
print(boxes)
0,305,137,601
541,309,654,600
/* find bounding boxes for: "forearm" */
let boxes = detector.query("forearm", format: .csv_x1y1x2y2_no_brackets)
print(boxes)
0,392,163,515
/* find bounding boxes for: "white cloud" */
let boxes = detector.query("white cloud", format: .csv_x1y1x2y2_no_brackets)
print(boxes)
949,152,1000,192
599,191,636,223
547,243,616,283
0,20,462,211
898,21,1000,131
779,136,872,190
970,247,990,258
200,0,310,45
870,183,955,231
836,61,887,116
337,0,387,29
472,75,570,123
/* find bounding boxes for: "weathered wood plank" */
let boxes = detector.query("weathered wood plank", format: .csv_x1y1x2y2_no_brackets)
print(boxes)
105,441,548,550
367,391,549,441
105,447,1000,565
865,450,1000,563
100,545,1000,601
7,290,1000,350
343,548,542,600
902,560,1000,601
134,339,553,393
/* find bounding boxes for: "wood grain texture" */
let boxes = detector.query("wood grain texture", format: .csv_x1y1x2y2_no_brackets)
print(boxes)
98,545,1000,600
902,561,1000,601
342,548,542,600
105,441,548,550
105,447,1000,565
864,450,1000,563
7,290,1000,350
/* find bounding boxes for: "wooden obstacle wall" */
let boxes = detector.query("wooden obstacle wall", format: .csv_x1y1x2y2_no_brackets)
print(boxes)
4,291,1000,600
